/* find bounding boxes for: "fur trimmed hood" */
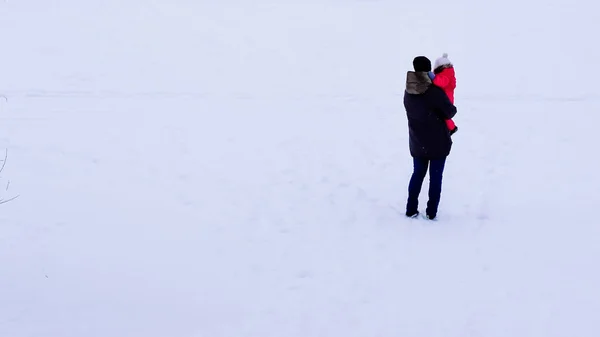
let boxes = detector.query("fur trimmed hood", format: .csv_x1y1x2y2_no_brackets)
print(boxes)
405,71,432,95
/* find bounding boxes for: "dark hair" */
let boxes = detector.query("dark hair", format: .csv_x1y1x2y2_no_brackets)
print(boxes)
413,56,431,72
434,64,452,74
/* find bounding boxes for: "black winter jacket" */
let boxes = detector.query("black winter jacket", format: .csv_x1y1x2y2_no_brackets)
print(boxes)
403,71,457,159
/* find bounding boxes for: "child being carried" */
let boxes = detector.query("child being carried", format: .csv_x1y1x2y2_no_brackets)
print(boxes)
429,53,458,135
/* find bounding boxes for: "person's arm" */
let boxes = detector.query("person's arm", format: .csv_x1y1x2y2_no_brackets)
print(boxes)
432,88,457,120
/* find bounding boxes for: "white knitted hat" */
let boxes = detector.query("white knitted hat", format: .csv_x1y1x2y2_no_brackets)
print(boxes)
434,53,452,69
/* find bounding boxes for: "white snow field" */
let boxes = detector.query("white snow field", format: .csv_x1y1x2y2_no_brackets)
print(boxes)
1,0,600,336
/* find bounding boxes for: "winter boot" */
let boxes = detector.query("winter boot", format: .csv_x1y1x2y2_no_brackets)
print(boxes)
450,125,458,135
406,210,420,218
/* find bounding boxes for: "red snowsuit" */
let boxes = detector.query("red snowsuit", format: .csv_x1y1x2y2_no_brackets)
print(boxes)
432,67,457,131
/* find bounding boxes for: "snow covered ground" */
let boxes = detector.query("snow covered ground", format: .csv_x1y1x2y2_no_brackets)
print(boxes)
1,0,600,336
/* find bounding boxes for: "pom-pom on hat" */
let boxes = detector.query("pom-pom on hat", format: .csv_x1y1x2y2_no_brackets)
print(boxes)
434,53,452,70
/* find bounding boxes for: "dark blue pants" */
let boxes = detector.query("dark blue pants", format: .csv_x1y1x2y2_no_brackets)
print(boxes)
406,157,447,217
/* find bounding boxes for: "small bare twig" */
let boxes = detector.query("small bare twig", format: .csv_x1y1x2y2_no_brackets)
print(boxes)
0,149,19,205
0,149,8,175
0,194,19,204
0,100,18,203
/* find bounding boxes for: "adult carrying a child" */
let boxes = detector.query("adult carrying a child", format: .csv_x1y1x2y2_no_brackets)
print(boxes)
403,55,457,220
